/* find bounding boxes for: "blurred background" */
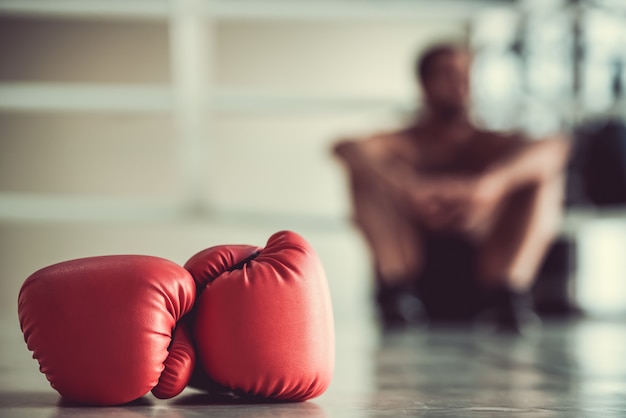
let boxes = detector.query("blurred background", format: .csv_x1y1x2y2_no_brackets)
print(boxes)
1,0,626,331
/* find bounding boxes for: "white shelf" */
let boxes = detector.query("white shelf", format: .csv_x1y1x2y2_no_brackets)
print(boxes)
0,0,510,21
0,193,184,222
0,192,350,230
0,83,172,112
2,189,624,233
0,83,411,113
0,0,169,19
212,89,411,113
211,0,506,21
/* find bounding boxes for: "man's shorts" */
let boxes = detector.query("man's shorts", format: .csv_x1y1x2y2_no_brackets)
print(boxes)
415,232,492,321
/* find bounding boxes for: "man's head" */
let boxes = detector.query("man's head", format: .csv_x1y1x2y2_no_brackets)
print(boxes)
415,44,472,115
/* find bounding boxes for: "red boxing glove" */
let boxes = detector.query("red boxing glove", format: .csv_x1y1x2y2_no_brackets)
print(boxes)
18,255,196,405
185,230,335,401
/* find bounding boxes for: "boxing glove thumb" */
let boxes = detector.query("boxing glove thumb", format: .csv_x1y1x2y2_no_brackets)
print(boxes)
151,319,195,399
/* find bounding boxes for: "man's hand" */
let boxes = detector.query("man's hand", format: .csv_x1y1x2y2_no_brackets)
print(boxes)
407,172,506,234
454,172,507,234
406,176,467,230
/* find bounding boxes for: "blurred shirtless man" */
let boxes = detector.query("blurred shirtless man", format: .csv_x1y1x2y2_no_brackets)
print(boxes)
334,44,570,331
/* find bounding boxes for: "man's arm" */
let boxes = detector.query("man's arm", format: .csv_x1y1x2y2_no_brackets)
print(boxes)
452,134,571,234
333,134,467,229
482,134,571,195
333,132,436,197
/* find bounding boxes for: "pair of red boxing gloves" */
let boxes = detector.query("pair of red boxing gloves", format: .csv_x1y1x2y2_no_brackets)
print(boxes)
18,230,334,405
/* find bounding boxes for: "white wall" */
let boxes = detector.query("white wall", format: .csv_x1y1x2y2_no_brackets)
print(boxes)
0,13,467,322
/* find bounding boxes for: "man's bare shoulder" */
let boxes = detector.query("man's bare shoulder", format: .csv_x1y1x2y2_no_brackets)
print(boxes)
333,127,419,163
362,127,419,150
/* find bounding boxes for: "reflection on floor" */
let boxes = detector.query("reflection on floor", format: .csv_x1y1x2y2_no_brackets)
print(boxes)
2,317,626,417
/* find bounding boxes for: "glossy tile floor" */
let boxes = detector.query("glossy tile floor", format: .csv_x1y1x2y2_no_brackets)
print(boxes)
2,316,626,417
